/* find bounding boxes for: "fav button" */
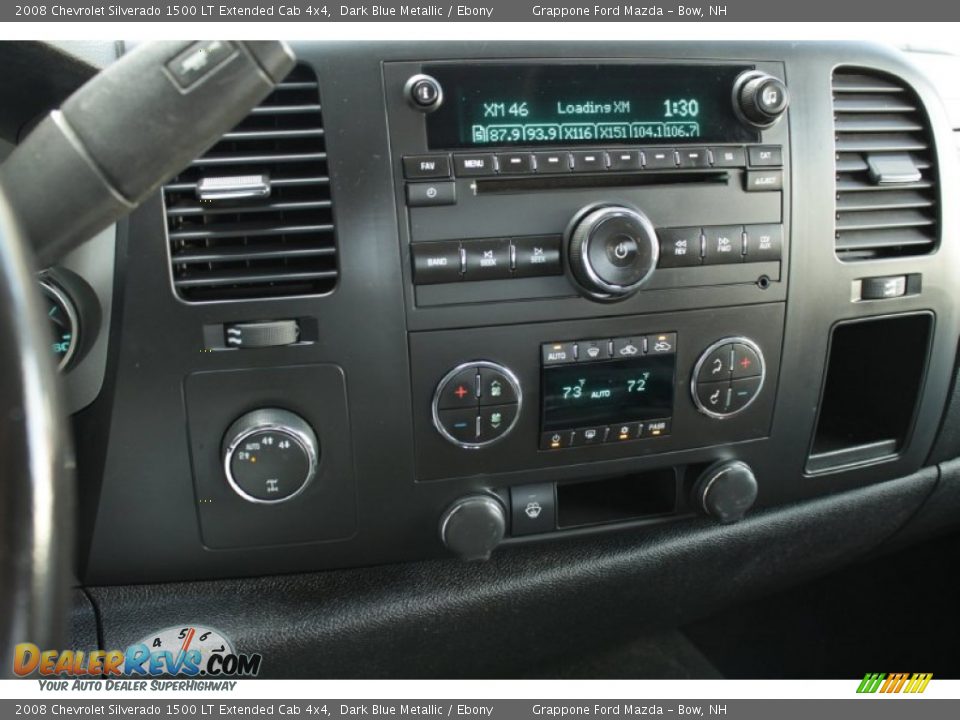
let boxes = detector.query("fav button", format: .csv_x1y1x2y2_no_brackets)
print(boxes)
463,238,511,280
403,154,451,179
510,483,556,536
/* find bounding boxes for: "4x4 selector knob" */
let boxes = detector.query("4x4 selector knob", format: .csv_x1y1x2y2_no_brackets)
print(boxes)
567,204,660,300
222,408,319,504
734,70,789,128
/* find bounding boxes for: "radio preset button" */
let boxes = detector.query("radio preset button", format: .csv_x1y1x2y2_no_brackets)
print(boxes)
403,154,451,179
412,241,462,284
542,342,577,365
745,170,783,192
710,146,746,168
646,332,676,355
406,181,457,207
463,238,511,280
703,226,744,264
479,367,518,406
497,153,534,174
731,343,762,379
570,151,607,172
744,224,783,262
658,227,703,268
607,149,643,171
533,151,571,173
643,148,677,169
512,236,562,277
454,153,497,177
728,377,763,413
678,148,710,169
698,344,733,383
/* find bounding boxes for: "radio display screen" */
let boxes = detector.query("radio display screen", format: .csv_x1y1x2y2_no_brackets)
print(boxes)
425,63,759,149
541,355,675,432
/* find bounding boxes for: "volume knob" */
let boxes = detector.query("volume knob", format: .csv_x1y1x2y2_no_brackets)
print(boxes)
734,71,789,127
567,204,660,301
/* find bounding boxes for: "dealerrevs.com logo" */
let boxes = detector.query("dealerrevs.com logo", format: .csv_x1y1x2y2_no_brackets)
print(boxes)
857,673,933,694
13,625,262,683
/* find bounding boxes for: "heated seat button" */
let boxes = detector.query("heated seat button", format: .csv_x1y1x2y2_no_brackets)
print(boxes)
697,343,733,382
479,404,518,442
728,376,763,413
412,242,462,284
731,343,762,379
437,408,479,444
463,238,511,280
437,367,478,409
703,226,744,264
658,227,702,268
695,381,731,414
513,236,562,278
479,367,518,406
511,483,556,536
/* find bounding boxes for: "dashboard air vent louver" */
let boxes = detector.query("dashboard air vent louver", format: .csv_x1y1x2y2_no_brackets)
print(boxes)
832,68,939,261
163,65,337,301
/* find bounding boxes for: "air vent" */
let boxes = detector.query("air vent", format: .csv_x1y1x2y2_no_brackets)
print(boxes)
832,68,939,261
164,65,337,301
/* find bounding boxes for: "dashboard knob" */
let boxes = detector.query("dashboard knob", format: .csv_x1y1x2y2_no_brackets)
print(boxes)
567,205,660,300
222,408,319,504
405,73,443,112
693,460,758,524
734,71,789,127
439,495,506,561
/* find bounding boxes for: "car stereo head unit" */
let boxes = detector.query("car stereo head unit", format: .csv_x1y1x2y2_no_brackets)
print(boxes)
424,63,761,149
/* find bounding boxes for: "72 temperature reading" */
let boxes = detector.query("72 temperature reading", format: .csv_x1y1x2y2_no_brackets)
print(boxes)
627,373,651,393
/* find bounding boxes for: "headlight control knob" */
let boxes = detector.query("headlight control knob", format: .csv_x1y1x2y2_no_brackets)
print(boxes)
222,408,319,504
693,460,758,524
734,70,789,127
440,495,507,561
567,205,660,300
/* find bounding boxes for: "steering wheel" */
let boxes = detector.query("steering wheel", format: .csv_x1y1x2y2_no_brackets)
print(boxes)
0,189,74,675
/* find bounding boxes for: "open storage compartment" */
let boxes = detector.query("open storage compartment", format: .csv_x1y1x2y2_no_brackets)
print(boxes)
556,468,678,529
806,312,932,473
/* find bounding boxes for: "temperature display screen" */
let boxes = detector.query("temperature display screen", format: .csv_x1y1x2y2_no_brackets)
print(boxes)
425,63,759,149
541,355,675,432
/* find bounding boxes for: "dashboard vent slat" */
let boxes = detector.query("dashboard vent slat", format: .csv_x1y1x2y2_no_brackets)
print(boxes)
832,68,939,261
163,64,337,301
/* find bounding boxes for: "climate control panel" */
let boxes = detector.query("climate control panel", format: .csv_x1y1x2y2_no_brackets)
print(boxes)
432,361,522,448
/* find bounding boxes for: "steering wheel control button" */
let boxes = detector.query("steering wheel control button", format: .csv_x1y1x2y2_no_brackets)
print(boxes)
646,332,677,355
731,344,762,379
412,242,462,284
542,342,577,365
440,495,506,562
729,377,764,413
693,338,766,419
748,146,783,167
512,236,563,278
406,74,443,112
222,408,319,505
658,227,703,268
479,367,518,405
567,205,660,299
437,367,479,409
743,224,783,262
463,238,511,280
433,362,521,448
703,226,744,264
510,483,556,536
406,181,457,207
403,154,451,179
